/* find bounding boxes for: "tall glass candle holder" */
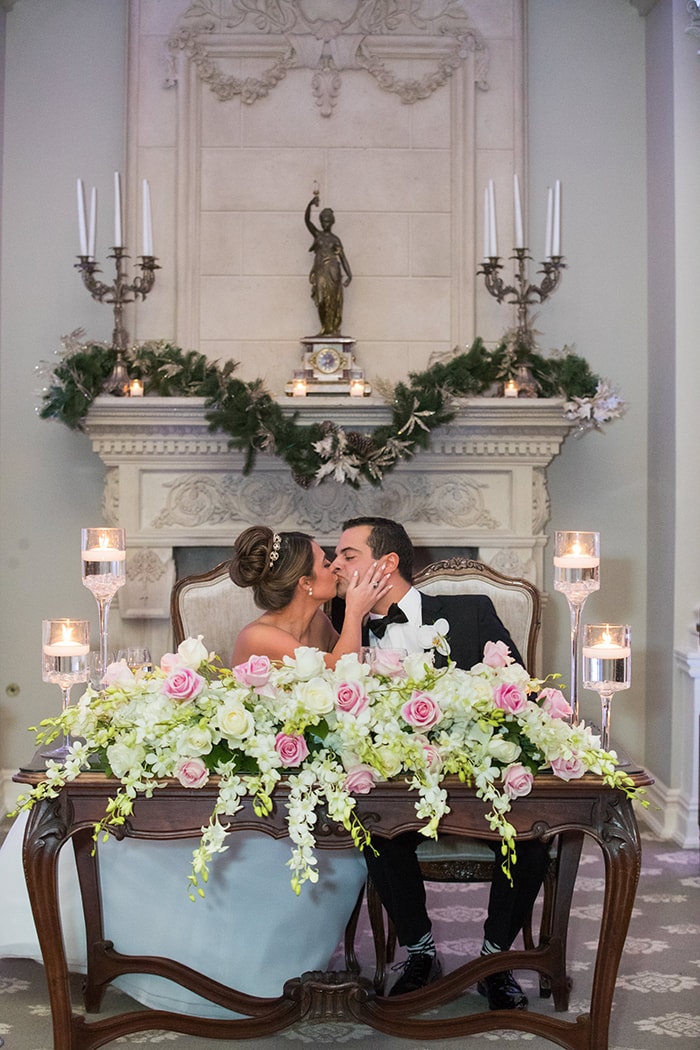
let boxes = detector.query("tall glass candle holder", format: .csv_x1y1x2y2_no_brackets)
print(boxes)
81,527,126,678
553,530,600,724
582,624,631,751
42,618,89,758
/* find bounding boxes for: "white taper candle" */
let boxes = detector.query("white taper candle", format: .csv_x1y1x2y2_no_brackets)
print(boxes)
142,179,153,257
513,174,524,249
545,186,553,260
113,171,122,248
76,178,88,256
88,187,96,259
552,179,561,257
488,179,497,258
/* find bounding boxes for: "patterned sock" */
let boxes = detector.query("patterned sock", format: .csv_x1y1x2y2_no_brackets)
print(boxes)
407,931,436,958
481,938,502,956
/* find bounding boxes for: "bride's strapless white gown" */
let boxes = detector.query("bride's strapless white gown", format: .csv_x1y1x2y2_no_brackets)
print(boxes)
0,811,366,1018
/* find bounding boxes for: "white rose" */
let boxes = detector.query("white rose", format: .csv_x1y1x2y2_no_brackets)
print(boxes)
177,635,210,670
403,650,435,682
106,740,146,778
487,737,522,764
285,646,326,681
217,700,255,740
295,677,335,716
178,725,214,756
374,744,403,779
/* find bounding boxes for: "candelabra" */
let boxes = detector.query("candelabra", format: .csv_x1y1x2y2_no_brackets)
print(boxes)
478,248,565,354
75,248,159,394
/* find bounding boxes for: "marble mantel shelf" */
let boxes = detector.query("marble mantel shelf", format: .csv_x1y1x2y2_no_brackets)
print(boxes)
85,395,573,463
84,395,574,636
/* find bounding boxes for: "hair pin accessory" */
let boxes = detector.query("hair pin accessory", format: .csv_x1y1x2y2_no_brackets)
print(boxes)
269,532,282,569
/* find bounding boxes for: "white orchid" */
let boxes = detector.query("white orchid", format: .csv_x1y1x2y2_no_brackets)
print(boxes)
417,617,451,656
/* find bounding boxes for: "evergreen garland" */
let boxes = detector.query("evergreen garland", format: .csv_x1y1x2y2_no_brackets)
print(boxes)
37,333,622,488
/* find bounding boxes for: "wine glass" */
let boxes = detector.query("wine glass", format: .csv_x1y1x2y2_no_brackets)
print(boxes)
582,624,631,751
117,647,153,675
553,530,600,724
42,618,89,759
81,528,126,679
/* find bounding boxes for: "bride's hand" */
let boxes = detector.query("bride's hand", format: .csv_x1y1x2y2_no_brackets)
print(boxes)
343,562,392,619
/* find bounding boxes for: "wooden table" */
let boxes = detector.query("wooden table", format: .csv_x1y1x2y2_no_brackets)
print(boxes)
15,763,652,1050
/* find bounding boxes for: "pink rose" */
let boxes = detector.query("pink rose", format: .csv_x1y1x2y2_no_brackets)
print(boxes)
101,660,135,688
161,667,205,702
173,756,209,789
369,649,406,677
160,651,182,674
401,690,442,730
492,681,528,714
415,736,443,774
335,681,369,716
344,764,378,794
502,763,534,799
274,732,309,767
550,754,585,782
234,654,272,687
537,687,572,720
483,640,514,668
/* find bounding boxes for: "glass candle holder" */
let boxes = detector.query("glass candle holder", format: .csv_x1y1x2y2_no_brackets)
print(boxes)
81,527,126,679
553,530,600,724
582,624,631,752
42,618,90,758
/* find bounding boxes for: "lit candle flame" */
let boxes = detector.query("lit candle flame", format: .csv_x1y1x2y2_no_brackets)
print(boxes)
61,625,74,644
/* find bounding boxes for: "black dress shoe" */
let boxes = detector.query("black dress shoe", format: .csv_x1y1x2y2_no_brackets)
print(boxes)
477,970,528,1010
389,953,442,996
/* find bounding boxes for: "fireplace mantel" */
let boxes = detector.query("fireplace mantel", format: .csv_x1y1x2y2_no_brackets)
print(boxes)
84,395,572,646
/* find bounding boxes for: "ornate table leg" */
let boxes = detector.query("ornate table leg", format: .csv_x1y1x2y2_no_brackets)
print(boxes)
587,794,643,1050
23,796,75,1049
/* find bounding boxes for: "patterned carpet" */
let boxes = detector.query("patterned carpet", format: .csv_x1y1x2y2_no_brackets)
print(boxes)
0,828,698,1049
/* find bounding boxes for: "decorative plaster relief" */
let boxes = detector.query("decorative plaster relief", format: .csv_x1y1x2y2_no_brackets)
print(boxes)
167,0,489,115
151,470,501,535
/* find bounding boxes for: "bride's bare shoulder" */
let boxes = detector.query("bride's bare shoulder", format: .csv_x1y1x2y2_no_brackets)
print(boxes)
233,617,298,663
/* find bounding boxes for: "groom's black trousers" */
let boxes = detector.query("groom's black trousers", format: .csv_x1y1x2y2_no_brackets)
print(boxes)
364,831,550,950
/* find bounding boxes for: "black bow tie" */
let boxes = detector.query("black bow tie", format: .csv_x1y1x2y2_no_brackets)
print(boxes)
368,603,408,639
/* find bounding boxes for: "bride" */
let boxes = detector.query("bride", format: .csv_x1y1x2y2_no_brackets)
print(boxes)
0,527,390,1018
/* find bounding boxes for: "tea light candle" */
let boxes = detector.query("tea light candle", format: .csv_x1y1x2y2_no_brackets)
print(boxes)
582,640,631,660
504,380,518,398
292,373,307,397
44,625,89,657
553,553,600,569
81,541,126,561
553,541,600,569
349,372,365,397
129,379,144,397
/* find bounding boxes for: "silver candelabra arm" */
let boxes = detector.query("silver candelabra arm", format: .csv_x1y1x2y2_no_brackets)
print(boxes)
75,248,159,390
478,247,566,348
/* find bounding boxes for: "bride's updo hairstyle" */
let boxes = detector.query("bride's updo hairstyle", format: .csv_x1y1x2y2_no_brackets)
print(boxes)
229,525,315,611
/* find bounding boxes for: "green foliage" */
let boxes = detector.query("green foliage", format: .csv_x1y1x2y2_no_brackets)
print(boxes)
38,335,613,487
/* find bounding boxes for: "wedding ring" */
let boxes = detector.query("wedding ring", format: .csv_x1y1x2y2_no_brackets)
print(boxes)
372,581,379,588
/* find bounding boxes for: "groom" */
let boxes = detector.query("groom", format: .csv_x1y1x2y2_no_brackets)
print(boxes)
331,516,550,1006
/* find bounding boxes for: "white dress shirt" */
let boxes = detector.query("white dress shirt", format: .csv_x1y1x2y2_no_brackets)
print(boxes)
368,586,426,653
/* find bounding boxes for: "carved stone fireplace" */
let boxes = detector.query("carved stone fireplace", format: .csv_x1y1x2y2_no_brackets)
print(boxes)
85,395,572,657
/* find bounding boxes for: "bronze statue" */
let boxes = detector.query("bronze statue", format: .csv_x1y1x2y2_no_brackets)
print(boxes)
305,194,352,336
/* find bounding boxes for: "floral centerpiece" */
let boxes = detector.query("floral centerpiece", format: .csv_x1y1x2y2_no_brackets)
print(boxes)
18,636,643,899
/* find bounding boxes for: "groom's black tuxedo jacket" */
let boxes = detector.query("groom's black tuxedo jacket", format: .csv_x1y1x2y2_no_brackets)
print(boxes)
355,590,525,672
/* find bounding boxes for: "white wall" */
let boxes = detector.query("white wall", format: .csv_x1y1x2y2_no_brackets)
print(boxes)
528,0,648,760
0,0,127,774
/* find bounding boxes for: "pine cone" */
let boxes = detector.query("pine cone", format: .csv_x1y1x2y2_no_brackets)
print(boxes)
291,470,313,489
346,431,376,458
